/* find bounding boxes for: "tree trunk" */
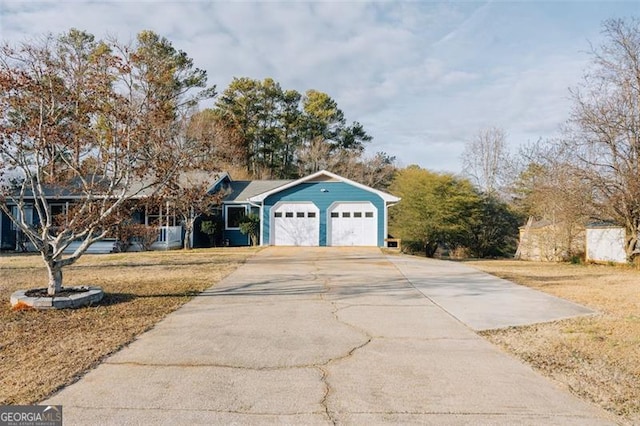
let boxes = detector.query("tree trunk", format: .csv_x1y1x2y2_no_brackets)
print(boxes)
625,230,638,263
424,242,438,258
183,221,193,250
46,261,63,296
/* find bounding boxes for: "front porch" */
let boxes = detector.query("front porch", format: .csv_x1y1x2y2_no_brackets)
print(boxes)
0,225,184,254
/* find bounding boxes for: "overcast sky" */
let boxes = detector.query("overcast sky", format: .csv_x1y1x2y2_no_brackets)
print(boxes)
1,1,638,173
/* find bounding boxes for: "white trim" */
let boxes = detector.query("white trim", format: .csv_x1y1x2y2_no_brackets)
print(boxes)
259,203,265,246
207,172,230,193
248,170,400,203
384,203,389,248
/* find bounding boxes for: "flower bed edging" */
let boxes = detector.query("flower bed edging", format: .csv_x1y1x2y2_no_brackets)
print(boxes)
10,286,104,310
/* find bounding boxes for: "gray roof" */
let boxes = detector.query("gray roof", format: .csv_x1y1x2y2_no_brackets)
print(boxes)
225,180,292,202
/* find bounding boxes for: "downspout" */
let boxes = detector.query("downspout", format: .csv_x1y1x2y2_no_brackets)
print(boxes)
190,206,194,249
165,200,170,249
247,200,263,246
385,201,399,248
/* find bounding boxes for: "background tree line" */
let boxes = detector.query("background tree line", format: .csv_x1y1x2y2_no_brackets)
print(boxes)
187,77,396,188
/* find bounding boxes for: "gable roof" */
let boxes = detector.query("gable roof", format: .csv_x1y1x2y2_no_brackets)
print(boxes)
248,170,400,203
224,180,292,202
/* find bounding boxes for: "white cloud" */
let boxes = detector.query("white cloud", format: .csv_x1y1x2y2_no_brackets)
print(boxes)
1,0,637,173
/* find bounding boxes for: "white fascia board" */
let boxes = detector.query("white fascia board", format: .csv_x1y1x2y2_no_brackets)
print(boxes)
223,200,251,205
206,172,230,193
248,169,400,203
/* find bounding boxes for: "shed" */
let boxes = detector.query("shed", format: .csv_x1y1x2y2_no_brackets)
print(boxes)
585,224,627,264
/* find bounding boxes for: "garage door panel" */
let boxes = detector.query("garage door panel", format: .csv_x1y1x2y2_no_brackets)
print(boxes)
272,204,319,246
329,202,377,246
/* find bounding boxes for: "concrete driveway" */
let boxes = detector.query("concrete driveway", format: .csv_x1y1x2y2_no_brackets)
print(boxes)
45,247,614,425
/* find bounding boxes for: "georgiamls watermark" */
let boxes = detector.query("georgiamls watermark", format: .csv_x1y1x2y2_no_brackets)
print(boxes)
0,405,62,426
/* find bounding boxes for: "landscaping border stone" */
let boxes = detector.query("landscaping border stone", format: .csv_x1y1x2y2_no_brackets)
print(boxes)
10,286,104,310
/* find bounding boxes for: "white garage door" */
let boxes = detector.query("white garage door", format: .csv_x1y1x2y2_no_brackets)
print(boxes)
328,202,378,246
272,203,319,246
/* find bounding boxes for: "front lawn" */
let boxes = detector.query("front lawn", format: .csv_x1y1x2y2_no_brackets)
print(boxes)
467,260,640,425
0,248,257,405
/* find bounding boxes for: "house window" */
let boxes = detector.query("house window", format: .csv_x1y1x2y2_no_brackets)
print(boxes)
354,212,362,218
365,212,374,218
226,206,246,229
49,203,68,227
330,212,339,218
296,212,305,218
285,212,294,218
147,206,161,226
342,212,351,218
274,212,283,218
308,212,316,218
146,204,178,227
10,205,34,230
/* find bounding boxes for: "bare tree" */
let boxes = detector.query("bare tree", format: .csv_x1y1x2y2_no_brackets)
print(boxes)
186,109,246,171
461,127,512,196
351,152,397,190
564,18,640,261
164,173,223,250
296,137,336,175
0,30,214,295
513,145,594,260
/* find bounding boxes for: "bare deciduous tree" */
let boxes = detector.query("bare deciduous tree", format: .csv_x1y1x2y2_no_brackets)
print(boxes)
461,127,512,196
513,144,594,260
163,173,223,250
564,18,640,261
0,29,214,295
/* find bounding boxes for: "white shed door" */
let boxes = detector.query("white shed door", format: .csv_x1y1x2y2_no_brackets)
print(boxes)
328,202,378,246
272,203,319,246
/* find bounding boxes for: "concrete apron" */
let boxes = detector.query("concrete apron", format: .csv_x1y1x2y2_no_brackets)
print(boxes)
387,255,597,331
45,247,615,425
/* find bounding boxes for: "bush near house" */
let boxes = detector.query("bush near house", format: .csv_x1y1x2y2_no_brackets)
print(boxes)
239,213,260,246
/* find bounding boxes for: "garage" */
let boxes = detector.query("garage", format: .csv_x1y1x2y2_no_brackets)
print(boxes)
328,202,378,246
245,170,399,248
271,202,319,246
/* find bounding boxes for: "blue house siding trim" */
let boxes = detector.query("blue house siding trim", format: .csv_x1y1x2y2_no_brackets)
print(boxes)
1,210,15,250
262,182,386,246
225,229,250,246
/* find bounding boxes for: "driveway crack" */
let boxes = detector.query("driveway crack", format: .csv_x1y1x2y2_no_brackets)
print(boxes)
315,268,374,425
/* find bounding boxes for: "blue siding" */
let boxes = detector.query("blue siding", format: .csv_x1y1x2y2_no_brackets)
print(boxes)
263,182,386,246
221,202,252,246
224,229,250,246
1,210,15,250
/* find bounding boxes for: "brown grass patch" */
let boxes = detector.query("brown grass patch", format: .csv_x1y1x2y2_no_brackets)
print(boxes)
0,247,257,405
466,259,640,425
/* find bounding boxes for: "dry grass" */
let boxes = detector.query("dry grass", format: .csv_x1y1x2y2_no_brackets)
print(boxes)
466,259,640,425
0,247,257,405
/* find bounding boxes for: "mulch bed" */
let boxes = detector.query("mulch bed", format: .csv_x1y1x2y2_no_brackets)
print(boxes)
25,287,91,298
